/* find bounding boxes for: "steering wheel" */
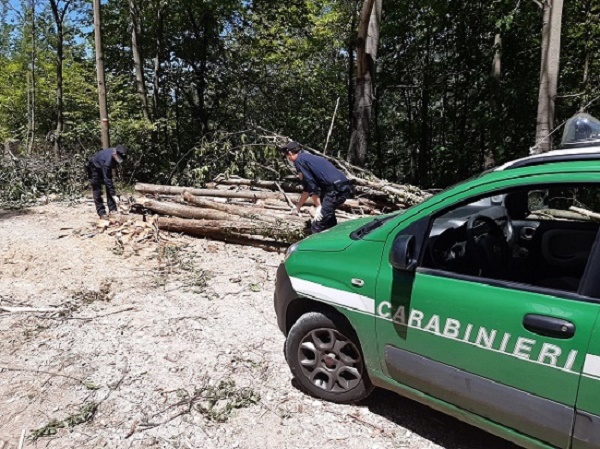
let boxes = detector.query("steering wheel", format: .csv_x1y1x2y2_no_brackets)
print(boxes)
466,214,511,278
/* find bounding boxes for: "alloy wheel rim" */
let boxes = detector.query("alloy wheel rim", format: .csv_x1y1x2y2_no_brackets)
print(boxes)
297,328,363,393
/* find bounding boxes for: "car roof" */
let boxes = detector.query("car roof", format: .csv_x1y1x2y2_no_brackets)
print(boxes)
494,147,600,171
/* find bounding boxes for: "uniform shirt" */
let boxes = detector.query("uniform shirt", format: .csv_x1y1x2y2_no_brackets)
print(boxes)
294,152,348,196
90,148,118,196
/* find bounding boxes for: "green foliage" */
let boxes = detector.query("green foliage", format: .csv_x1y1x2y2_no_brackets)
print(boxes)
30,402,98,440
0,0,598,194
195,379,261,423
175,129,291,187
0,153,88,208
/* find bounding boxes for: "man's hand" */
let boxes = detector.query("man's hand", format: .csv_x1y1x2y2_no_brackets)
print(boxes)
313,205,323,222
289,205,301,216
112,195,120,209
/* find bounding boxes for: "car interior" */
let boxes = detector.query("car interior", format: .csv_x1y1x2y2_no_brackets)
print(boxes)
422,185,600,294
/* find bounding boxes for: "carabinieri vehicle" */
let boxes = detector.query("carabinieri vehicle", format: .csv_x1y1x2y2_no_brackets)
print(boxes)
274,113,600,449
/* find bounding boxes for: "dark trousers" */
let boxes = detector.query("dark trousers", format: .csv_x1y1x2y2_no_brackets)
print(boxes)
311,190,349,233
86,163,116,217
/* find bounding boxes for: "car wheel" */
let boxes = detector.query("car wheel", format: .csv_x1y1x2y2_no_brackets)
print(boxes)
285,311,372,403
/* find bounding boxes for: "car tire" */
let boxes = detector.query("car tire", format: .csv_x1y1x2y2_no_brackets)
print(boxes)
285,311,373,403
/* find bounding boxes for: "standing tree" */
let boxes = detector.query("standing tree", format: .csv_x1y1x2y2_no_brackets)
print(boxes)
27,0,37,153
129,0,150,121
534,0,564,154
48,0,72,154
93,0,109,148
347,0,381,166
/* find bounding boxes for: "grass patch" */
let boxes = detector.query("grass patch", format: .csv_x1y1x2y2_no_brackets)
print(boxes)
30,402,98,440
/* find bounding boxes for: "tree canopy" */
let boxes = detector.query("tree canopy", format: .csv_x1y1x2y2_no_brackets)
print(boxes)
1,0,599,189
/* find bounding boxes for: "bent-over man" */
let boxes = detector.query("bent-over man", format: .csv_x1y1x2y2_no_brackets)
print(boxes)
85,144,128,218
279,141,352,233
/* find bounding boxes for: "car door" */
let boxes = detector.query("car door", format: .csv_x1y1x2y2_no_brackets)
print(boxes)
374,189,600,449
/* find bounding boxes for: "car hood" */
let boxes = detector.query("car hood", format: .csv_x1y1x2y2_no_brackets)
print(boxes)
296,216,374,252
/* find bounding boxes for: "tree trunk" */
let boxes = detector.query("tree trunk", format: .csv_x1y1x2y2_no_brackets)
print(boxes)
534,0,564,154
579,0,593,112
418,29,432,187
27,0,36,154
345,4,357,159
129,0,150,121
181,192,307,225
347,0,381,166
155,216,290,250
492,33,502,78
152,1,165,120
49,0,69,154
140,198,241,220
93,0,110,148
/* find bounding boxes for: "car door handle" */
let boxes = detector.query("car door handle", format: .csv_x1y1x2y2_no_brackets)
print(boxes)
351,278,365,287
523,314,575,339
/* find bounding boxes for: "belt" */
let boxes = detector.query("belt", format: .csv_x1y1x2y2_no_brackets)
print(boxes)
323,180,350,193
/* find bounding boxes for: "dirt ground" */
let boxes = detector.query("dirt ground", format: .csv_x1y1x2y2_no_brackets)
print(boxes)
0,199,518,449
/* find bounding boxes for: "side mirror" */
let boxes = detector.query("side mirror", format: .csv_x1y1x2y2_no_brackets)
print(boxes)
390,234,417,271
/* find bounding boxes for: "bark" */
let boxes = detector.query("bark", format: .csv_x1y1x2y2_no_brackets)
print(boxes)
155,217,306,245
139,198,236,220
534,0,564,154
156,216,290,250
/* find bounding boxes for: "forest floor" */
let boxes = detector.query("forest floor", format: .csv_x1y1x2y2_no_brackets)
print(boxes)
0,199,518,449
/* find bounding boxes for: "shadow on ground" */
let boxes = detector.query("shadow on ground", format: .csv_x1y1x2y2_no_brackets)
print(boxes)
0,208,35,220
362,388,520,448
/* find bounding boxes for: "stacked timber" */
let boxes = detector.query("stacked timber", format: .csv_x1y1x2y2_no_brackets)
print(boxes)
132,175,430,249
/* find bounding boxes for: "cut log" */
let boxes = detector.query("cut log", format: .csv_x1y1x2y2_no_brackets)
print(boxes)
528,208,590,221
570,206,600,222
211,176,302,192
138,199,236,220
131,175,430,249
156,216,307,244
136,183,297,202
181,191,306,224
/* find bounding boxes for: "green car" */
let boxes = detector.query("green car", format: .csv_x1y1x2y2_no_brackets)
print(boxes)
274,114,600,449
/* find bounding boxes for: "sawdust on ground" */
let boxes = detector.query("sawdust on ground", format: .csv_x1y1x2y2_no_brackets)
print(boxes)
0,199,517,449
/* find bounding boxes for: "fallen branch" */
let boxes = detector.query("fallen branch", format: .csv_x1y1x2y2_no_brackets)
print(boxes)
0,365,84,383
0,306,68,314
68,306,137,322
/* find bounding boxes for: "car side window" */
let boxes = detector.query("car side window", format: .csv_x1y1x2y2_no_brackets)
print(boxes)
527,187,600,221
421,185,600,294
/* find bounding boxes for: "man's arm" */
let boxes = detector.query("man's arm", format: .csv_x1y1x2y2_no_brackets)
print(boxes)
295,191,310,211
295,161,318,196
101,165,116,197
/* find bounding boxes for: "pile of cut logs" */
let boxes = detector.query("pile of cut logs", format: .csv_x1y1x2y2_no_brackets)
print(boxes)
129,174,430,249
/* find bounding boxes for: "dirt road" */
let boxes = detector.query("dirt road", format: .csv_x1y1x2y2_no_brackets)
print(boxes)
0,201,516,449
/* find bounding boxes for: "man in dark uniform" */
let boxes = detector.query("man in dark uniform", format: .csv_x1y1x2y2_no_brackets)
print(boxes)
85,144,128,217
279,141,352,233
